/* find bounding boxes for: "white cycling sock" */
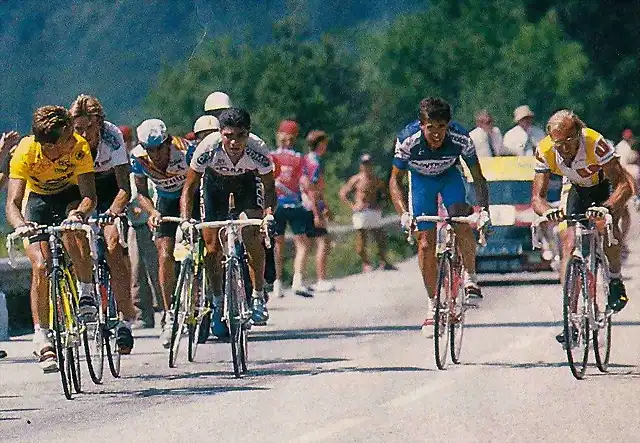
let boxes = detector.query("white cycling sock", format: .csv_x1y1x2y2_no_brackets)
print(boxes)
252,289,264,300
292,273,303,289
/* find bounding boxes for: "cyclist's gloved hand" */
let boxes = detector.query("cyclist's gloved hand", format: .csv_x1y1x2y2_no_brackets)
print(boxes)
586,206,609,220
543,207,565,222
148,211,162,229
15,221,38,238
262,214,276,238
400,211,413,231
178,219,195,240
97,210,116,226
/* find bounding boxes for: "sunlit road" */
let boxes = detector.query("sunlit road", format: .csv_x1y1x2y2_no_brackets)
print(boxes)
3,227,640,442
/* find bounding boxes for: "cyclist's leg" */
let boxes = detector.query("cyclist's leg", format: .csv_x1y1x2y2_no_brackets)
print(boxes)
411,171,440,325
440,168,478,296
313,225,332,290
23,191,63,371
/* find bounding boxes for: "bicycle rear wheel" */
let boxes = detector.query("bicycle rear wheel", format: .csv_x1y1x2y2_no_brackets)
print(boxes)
50,270,72,400
450,258,466,364
67,343,82,394
169,262,191,368
434,254,452,370
84,323,104,384
563,257,590,380
592,257,612,372
225,259,248,378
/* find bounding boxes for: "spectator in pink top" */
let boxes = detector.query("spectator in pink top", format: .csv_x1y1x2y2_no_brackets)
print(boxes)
270,120,315,298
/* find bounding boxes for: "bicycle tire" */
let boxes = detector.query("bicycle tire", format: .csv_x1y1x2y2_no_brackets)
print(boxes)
83,323,104,384
434,253,452,370
103,273,121,378
50,270,72,400
450,257,466,364
169,262,191,368
563,257,589,380
68,343,82,394
226,259,247,378
592,256,612,372
188,265,207,361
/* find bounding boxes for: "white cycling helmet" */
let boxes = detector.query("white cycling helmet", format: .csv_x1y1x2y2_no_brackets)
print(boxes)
193,115,220,134
204,91,232,112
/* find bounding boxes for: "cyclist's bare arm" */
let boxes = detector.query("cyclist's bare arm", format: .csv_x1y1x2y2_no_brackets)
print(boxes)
531,171,553,216
467,163,489,209
134,175,157,216
389,166,408,214
180,168,203,220
6,178,27,228
260,171,277,213
602,158,634,213
107,164,132,215
72,172,97,220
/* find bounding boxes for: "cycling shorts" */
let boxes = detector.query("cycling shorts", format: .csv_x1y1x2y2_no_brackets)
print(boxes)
24,185,82,244
409,167,468,230
202,171,264,222
95,172,119,214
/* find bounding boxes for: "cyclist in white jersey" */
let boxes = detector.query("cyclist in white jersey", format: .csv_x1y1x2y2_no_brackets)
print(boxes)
70,95,136,354
131,118,198,348
181,108,276,327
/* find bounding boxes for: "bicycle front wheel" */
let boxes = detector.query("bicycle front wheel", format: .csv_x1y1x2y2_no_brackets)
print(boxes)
169,261,191,368
188,265,207,362
563,257,590,380
50,270,72,400
434,253,452,370
102,273,121,378
592,256,612,372
450,258,466,364
225,259,249,378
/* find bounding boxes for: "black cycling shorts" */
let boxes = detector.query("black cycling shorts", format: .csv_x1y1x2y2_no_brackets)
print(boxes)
303,209,328,238
95,172,120,214
273,206,312,236
202,171,264,222
564,179,611,225
24,185,82,243
154,195,200,239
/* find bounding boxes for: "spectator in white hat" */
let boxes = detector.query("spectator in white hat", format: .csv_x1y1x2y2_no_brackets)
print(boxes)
502,105,545,156
469,110,503,157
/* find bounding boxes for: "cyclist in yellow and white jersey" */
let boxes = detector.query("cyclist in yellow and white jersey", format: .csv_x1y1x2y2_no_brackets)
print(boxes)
6,106,97,372
531,110,634,341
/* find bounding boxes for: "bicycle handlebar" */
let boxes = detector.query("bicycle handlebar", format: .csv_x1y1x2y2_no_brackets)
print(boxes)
531,211,617,249
87,213,128,248
405,213,487,247
6,222,98,267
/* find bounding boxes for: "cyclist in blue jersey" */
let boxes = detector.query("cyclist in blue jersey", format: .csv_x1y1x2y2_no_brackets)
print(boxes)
389,97,490,331
130,119,198,348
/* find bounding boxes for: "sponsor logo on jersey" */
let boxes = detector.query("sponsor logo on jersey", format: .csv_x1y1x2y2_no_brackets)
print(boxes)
245,147,271,168
196,150,214,166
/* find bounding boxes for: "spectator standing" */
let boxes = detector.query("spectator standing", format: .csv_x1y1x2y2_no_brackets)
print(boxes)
303,130,334,292
121,125,162,329
339,153,397,272
502,105,545,156
469,110,503,157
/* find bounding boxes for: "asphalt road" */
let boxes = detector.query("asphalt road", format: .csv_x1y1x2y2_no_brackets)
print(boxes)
3,231,640,442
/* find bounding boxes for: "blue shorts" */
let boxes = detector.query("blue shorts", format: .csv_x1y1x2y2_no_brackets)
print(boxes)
410,167,468,230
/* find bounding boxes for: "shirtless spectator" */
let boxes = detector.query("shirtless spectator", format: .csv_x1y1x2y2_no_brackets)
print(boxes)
340,153,397,272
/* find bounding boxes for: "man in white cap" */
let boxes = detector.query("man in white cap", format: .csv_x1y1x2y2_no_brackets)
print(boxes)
204,91,232,118
502,105,546,156
131,118,198,348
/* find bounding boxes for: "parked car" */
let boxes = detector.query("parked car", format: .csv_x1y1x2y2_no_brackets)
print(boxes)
461,156,562,273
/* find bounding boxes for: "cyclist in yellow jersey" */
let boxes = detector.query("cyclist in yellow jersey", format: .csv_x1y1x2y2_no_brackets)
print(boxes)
532,110,633,342
6,106,97,372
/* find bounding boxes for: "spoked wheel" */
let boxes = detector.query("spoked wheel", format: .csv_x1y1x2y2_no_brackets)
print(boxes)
103,276,121,378
50,272,72,400
84,322,104,384
188,268,208,362
592,257,612,372
105,327,121,378
226,260,248,378
67,342,82,394
434,254,452,370
563,257,590,380
240,325,248,373
170,263,191,368
450,261,466,364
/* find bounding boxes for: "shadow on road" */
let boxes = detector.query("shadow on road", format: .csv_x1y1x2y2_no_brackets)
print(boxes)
466,321,640,329
96,385,269,398
249,325,419,342
463,361,635,370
